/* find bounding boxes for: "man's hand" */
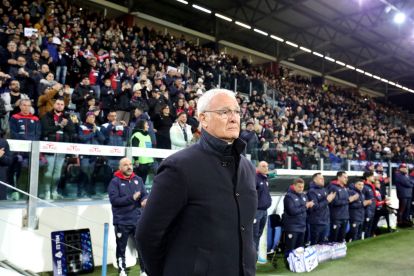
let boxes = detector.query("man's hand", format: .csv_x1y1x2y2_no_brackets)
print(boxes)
133,191,141,201
141,198,147,207
306,201,314,209
327,192,336,203
60,118,68,127
349,193,360,202
0,148,5,158
363,199,372,206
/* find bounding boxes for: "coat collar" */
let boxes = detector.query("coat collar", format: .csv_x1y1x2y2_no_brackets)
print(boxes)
199,129,246,157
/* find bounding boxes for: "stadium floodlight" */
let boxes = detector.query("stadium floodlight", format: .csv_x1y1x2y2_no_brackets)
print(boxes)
409,89,414,93
270,35,284,42
312,51,324,57
235,21,251,29
402,87,409,91
299,46,311,53
389,81,396,86
396,84,403,88
356,68,365,73
285,41,298,48
176,0,188,4
192,4,211,14
335,60,346,66
346,64,355,70
364,72,373,77
254,28,268,36
373,75,381,80
215,13,232,22
393,12,406,24
380,78,389,83
324,56,335,62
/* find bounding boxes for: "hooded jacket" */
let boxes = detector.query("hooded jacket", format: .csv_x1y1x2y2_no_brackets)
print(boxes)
307,182,330,225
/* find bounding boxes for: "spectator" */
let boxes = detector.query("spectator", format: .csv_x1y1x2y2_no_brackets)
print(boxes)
152,104,173,149
115,80,133,125
240,121,259,161
37,83,70,117
108,157,148,276
169,112,192,150
0,137,12,200
71,75,96,111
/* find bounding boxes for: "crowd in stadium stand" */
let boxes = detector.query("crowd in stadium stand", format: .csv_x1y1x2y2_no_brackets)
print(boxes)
1,0,414,199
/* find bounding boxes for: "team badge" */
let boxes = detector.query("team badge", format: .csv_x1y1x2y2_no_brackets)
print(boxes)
352,223,356,228
134,180,138,185
288,234,293,239
117,232,122,238
333,224,337,229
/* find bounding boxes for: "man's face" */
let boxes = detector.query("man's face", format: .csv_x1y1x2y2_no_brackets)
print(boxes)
17,56,26,67
86,114,95,124
20,101,31,115
107,112,117,122
257,162,269,175
355,181,364,191
119,159,133,176
314,174,325,186
293,182,305,193
9,81,20,92
41,64,49,74
200,93,240,143
178,113,187,124
53,100,65,113
32,53,40,61
338,173,348,185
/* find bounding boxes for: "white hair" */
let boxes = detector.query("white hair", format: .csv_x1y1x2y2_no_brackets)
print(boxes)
197,88,237,116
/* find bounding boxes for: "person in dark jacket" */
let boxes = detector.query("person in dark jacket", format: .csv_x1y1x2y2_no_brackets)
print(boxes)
253,161,272,253
362,171,376,238
282,178,314,254
328,171,359,242
240,121,259,160
100,78,116,120
136,89,257,276
395,163,413,227
348,181,369,241
9,99,40,199
71,76,97,111
307,173,336,245
0,138,13,200
40,97,76,199
108,157,148,276
152,104,174,149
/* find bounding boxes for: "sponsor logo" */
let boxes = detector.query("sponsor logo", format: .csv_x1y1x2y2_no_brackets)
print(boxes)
66,145,80,152
89,146,102,154
42,143,57,151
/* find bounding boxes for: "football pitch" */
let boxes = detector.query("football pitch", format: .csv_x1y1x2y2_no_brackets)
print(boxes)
41,228,414,275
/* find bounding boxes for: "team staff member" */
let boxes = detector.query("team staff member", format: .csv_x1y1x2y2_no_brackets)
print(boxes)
253,161,272,253
348,181,369,241
136,89,257,276
108,158,148,276
395,163,413,227
328,171,359,242
362,171,376,238
282,178,314,254
307,173,336,245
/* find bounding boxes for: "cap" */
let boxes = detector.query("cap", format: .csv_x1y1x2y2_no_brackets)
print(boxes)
246,121,254,126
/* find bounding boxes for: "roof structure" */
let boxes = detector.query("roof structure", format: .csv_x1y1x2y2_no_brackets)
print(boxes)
113,0,414,97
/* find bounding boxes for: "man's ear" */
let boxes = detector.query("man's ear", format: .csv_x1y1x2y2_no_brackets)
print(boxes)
199,112,208,129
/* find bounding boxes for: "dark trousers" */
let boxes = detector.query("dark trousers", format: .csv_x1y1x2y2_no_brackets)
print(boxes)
348,221,363,241
114,224,144,273
309,224,329,245
283,231,305,256
363,216,374,238
372,207,391,234
134,163,153,184
398,197,412,223
330,219,348,242
253,209,267,252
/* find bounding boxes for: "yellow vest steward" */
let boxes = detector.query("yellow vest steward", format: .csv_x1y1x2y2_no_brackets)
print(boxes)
130,132,154,164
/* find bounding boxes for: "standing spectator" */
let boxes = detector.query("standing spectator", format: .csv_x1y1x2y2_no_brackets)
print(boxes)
240,121,259,161
78,112,105,196
40,98,76,199
0,137,12,200
37,83,70,118
136,89,257,276
115,80,132,125
169,112,192,150
348,181,368,241
108,157,148,276
395,163,413,227
71,76,96,111
130,119,154,184
328,171,359,242
147,88,168,118
100,78,116,120
9,99,40,199
307,173,336,245
282,178,314,255
152,104,173,149
55,45,69,84
1,79,30,133
253,161,272,255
